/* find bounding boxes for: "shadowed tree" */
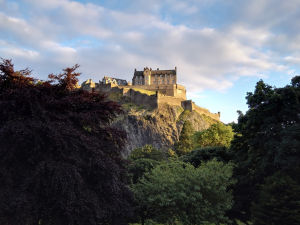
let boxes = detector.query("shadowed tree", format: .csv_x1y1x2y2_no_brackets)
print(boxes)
0,59,133,225
230,77,300,223
251,171,300,225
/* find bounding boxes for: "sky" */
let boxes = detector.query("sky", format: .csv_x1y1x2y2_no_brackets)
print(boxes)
1,0,300,123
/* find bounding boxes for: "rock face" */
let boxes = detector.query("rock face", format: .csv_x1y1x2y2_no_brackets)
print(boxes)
113,103,218,155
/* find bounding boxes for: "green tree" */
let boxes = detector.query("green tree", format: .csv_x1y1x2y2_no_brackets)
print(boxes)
132,160,234,225
129,144,166,161
230,77,300,223
251,171,300,225
174,120,195,156
182,146,232,168
194,123,234,148
128,158,160,184
128,145,166,184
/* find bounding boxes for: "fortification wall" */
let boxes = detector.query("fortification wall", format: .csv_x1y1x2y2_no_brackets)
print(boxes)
173,84,186,99
157,94,184,108
96,83,118,92
192,102,220,121
81,79,219,121
129,89,158,109
181,100,193,111
181,100,220,121
130,84,186,100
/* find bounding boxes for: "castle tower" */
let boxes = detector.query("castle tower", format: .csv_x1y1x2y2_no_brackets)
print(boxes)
143,67,151,85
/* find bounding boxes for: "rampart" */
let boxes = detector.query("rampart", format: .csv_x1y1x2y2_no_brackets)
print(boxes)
181,100,220,120
127,89,158,109
128,84,186,100
157,94,185,108
126,91,220,121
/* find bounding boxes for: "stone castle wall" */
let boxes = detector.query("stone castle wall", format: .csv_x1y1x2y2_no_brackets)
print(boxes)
157,94,185,108
128,89,158,109
81,83,220,121
192,102,220,120
127,91,220,121
80,72,220,121
128,84,186,100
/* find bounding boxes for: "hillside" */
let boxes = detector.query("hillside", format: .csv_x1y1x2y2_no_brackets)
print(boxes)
113,102,218,154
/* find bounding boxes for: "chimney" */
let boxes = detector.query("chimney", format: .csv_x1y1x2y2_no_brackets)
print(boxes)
157,68,159,70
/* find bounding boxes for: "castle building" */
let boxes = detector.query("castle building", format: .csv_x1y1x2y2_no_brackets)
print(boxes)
132,67,177,85
80,67,220,121
102,76,128,86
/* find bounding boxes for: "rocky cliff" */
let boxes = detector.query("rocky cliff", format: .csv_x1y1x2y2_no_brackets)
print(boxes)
113,102,218,155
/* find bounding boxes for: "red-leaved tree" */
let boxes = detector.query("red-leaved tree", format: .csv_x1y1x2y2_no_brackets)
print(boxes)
0,59,133,225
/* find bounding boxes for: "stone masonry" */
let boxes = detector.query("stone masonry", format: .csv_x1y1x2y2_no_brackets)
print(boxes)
80,67,220,121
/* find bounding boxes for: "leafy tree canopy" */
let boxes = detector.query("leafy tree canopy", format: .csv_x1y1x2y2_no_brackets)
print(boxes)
129,144,166,161
0,59,133,225
182,146,232,168
174,120,195,156
230,76,300,223
193,122,234,148
251,171,300,225
132,160,234,225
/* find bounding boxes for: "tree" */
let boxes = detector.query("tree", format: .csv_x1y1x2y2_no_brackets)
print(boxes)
0,59,133,225
182,146,232,168
132,160,234,225
174,120,194,156
127,145,165,185
251,171,300,225
194,122,234,148
230,77,300,223
129,144,166,161
48,64,80,91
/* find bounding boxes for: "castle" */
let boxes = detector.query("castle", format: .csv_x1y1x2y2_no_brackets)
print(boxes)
81,67,220,121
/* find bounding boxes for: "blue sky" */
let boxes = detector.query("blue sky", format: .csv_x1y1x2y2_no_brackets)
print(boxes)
1,0,300,123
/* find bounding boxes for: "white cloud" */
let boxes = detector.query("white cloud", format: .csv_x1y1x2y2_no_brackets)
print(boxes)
0,0,298,94
285,56,300,65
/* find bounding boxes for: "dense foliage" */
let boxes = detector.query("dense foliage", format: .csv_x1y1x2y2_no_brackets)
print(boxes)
251,171,300,225
129,144,167,161
182,146,231,168
230,77,300,223
193,123,234,148
0,59,133,225
132,160,234,225
174,120,194,156
127,145,164,184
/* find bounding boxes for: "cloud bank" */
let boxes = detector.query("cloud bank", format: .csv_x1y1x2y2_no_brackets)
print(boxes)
0,0,299,94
